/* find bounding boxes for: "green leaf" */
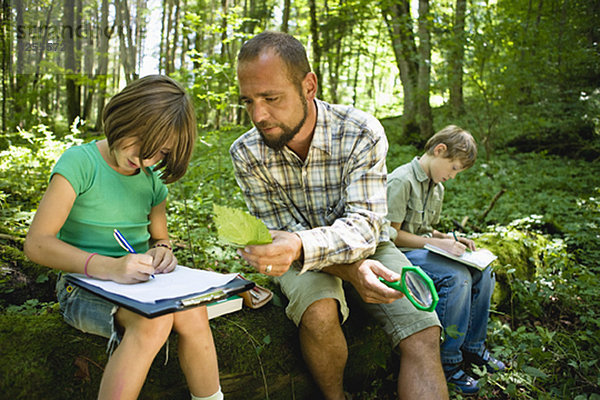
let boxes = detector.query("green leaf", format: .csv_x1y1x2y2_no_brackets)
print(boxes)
444,324,465,340
522,366,548,379
213,204,272,247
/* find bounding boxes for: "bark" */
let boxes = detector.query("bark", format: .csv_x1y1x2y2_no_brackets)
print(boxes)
449,0,466,117
308,0,322,98
381,0,419,136
416,0,433,139
281,0,291,33
63,0,79,125
116,0,138,83
95,0,110,131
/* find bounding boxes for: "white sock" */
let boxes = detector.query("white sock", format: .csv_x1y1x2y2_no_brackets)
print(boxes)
191,387,224,400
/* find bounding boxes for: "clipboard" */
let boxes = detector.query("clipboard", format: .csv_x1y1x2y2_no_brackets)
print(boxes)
65,273,255,318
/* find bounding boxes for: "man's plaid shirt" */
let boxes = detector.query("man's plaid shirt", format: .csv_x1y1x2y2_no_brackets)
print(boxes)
230,99,390,272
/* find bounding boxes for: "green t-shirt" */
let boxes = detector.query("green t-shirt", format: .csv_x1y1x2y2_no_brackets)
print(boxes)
386,157,444,251
52,140,168,257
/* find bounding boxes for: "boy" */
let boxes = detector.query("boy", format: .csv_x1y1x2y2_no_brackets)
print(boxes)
386,125,505,395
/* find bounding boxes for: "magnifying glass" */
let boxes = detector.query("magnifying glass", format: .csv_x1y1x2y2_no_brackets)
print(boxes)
379,266,439,312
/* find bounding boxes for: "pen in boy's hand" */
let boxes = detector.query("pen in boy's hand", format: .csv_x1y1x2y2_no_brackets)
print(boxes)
452,231,472,252
113,229,155,279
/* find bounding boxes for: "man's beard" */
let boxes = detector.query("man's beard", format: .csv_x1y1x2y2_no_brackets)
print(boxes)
257,96,308,151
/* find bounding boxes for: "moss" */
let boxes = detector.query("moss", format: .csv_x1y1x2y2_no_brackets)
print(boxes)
474,227,567,312
0,311,106,399
0,243,57,306
1,225,567,399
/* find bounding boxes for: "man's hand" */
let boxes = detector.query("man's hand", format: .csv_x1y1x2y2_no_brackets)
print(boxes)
324,260,405,304
237,230,302,276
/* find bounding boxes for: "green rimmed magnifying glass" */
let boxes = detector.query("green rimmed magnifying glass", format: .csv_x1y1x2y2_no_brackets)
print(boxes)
379,266,439,312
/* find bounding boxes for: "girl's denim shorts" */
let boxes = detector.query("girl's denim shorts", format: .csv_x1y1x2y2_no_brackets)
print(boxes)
56,274,119,343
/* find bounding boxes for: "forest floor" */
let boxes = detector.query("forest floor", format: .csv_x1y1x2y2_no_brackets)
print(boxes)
1,128,600,399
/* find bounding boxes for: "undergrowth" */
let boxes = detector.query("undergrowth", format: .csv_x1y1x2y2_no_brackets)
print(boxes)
1,123,599,398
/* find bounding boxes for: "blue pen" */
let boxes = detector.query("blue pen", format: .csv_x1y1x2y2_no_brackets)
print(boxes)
113,229,155,279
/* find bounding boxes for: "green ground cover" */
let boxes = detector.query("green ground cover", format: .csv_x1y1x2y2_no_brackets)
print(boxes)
1,124,599,399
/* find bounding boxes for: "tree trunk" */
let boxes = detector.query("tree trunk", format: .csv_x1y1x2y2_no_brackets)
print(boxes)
168,0,180,74
81,2,96,122
28,1,55,119
64,0,79,125
95,0,110,131
14,0,26,119
281,0,291,33
162,0,173,74
449,0,466,117
416,0,433,139
179,0,188,70
308,0,322,99
75,0,83,110
1,0,10,132
381,0,419,137
116,0,138,83
159,0,168,73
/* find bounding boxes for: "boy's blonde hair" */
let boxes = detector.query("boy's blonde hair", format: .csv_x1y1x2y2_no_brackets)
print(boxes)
103,75,196,184
424,125,477,169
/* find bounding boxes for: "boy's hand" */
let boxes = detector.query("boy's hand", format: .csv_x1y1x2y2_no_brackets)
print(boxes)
457,237,476,251
440,238,467,257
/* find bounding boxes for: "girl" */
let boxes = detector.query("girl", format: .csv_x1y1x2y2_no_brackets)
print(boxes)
24,75,223,400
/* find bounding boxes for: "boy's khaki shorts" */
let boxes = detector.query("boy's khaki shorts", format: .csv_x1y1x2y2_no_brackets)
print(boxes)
275,240,441,348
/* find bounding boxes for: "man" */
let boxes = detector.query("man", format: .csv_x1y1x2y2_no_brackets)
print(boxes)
230,31,448,400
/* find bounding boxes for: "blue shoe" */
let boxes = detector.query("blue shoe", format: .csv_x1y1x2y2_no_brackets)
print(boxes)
447,369,480,395
464,348,506,373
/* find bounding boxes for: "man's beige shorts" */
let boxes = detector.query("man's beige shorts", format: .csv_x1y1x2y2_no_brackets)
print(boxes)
275,240,441,348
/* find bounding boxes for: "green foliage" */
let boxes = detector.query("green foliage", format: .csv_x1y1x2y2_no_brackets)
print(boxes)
213,204,272,247
456,0,600,157
0,124,82,234
5,299,58,316
1,118,599,397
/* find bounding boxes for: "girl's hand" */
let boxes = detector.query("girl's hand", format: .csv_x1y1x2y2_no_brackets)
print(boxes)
112,253,156,283
147,245,177,274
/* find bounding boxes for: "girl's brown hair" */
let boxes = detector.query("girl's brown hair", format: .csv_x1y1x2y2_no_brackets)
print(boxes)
424,125,478,169
103,75,196,184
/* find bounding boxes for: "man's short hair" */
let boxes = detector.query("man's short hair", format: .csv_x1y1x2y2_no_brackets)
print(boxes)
237,31,312,87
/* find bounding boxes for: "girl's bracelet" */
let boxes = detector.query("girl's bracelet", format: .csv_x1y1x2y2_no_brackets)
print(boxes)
152,243,172,251
84,252,98,278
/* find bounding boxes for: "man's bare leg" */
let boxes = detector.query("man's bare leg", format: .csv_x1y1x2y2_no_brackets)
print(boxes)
299,298,348,400
397,326,449,399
